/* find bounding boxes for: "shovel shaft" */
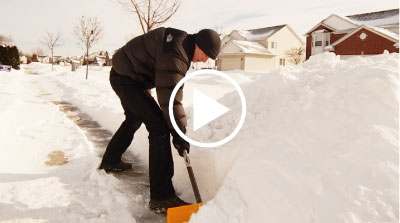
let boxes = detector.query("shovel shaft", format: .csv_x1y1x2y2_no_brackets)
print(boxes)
183,151,202,203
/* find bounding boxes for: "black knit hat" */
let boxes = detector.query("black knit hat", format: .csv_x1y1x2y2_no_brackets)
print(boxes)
194,29,221,59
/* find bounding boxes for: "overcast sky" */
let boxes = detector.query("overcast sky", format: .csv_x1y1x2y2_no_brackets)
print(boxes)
1,0,398,56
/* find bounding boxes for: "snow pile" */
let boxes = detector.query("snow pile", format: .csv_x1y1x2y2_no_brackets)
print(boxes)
189,53,399,223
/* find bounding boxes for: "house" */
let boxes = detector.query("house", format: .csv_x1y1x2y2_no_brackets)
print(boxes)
83,51,112,66
37,55,50,63
305,9,399,60
217,24,304,72
19,56,28,64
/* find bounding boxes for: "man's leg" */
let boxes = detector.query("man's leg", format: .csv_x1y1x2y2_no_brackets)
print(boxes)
100,70,143,171
120,91,176,199
101,102,142,165
104,72,175,198
132,93,190,212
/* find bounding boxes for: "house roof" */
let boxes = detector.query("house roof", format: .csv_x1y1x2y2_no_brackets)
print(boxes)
305,14,356,34
233,25,286,41
346,9,399,27
223,40,275,55
306,9,399,34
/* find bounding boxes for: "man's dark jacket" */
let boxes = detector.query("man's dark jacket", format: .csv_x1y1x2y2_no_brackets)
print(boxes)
112,27,194,133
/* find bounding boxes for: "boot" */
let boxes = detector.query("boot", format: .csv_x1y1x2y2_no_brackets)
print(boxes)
149,195,191,214
99,160,132,173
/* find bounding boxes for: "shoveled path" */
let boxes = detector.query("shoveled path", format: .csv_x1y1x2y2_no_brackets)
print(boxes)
41,96,164,223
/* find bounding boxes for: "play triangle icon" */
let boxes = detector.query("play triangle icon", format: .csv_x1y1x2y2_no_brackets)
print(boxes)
193,89,230,131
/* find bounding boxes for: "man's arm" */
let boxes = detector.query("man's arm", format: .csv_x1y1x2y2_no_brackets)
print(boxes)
155,55,190,156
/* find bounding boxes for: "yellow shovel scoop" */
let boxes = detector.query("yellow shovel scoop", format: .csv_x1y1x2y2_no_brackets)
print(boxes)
167,151,203,223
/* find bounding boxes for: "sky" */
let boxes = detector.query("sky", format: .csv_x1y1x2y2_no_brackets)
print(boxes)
1,0,398,56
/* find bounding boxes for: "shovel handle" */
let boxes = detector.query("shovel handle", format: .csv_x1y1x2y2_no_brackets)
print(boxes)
183,151,202,203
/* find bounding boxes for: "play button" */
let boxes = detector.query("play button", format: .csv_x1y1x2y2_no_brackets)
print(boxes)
169,69,246,148
193,89,230,131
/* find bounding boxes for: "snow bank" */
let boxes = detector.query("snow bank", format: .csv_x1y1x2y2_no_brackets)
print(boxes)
189,53,399,223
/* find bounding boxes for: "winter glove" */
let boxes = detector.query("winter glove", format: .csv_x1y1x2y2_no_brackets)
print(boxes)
171,129,190,157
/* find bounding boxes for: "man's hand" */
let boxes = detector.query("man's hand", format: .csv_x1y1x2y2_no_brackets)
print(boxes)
171,130,190,157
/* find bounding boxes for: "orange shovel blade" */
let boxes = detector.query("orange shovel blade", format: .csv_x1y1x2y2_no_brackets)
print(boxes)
167,203,202,223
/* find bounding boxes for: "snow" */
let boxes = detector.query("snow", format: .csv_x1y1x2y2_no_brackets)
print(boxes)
189,52,399,223
323,14,358,31
229,40,274,55
234,26,283,41
242,29,276,41
0,52,398,223
347,11,399,27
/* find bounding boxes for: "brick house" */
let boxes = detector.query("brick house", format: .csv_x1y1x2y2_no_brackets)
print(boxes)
305,9,399,60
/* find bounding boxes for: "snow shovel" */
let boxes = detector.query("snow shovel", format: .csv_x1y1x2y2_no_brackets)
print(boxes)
167,151,202,223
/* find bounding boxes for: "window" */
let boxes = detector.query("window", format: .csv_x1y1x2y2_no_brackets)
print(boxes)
312,31,330,48
279,58,285,66
315,41,322,46
271,42,278,48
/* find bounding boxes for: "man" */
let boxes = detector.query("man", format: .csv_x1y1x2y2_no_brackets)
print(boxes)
99,27,221,213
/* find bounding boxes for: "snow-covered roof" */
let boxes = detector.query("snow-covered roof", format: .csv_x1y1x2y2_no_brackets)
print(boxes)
306,9,399,34
233,25,286,41
346,9,399,27
222,40,275,55
305,14,357,34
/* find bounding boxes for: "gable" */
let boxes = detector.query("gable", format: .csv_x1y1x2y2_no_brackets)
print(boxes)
332,27,399,54
332,25,398,46
272,25,304,44
221,35,231,47
221,40,243,54
230,31,247,41
306,14,358,34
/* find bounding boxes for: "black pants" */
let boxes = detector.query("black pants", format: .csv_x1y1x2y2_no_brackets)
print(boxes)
102,68,175,199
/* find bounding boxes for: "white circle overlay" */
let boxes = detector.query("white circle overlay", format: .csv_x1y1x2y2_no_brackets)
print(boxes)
169,69,247,148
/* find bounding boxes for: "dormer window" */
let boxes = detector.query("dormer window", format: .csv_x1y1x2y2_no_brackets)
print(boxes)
271,42,278,48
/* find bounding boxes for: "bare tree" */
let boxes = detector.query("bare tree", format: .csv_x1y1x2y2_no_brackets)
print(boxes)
31,48,46,56
41,31,62,70
73,16,103,80
0,35,13,45
285,46,304,65
115,0,180,34
213,25,224,35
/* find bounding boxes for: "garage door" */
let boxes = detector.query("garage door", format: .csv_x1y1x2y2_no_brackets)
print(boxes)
220,57,241,71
